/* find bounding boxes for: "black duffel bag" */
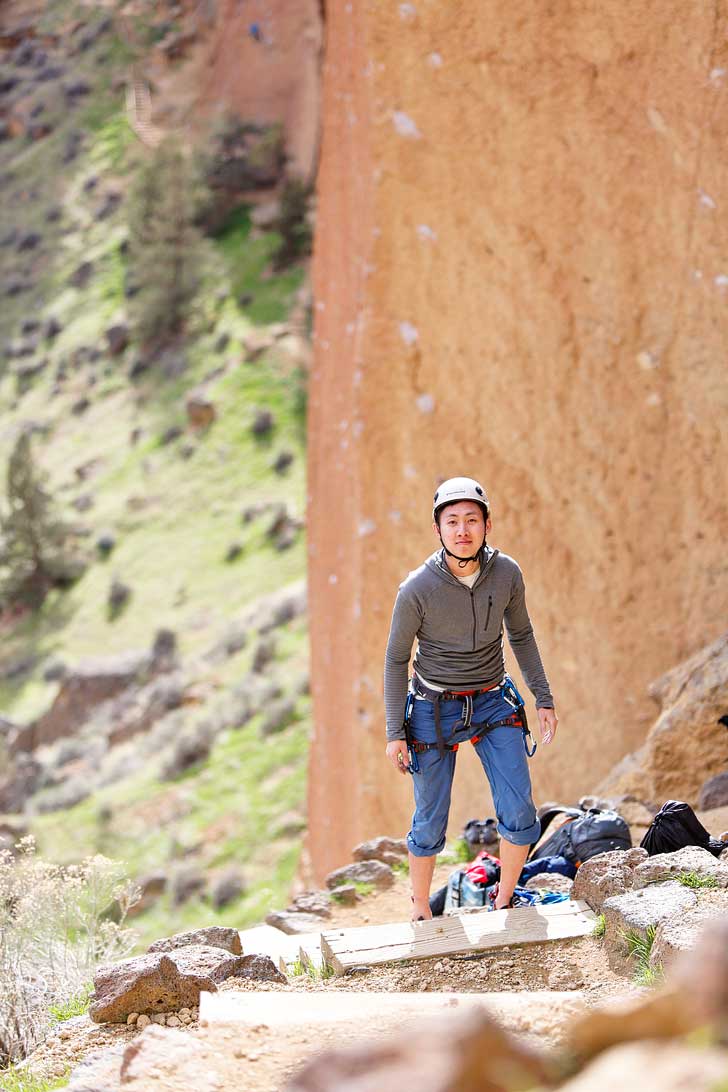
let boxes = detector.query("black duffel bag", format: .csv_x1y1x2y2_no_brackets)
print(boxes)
530,806,631,865
640,799,725,857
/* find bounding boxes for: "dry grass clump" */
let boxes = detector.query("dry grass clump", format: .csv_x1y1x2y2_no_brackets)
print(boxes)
0,839,139,1069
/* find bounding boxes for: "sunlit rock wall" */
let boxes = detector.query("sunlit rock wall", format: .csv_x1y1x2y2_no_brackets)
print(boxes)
307,0,728,879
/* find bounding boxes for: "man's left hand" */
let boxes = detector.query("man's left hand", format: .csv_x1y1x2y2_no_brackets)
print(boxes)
537,707,558,745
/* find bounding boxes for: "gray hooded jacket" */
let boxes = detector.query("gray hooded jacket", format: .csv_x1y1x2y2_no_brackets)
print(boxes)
384,547,553,740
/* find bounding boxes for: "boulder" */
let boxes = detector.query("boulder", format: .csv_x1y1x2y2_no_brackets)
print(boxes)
148,927,242,955
251,408,274,436
265,909,327,935
602,881,697,974
186,392,216,430
525,873,574,894
572,847,647,912
273,449,294,474
290,890,332,917
601,632,728,804
632,845,728,889
555,1041,728,1092
259,697,297,736
210,868,247,909
169,865,206,906
105,324,129,356
89,946,247,1023
325,860,395,890
650,903,728,971
352,836,408,863
284,1006,549,1092
69,260,93,288
672,916,728,1041
698,770,728,810
331,884,359,905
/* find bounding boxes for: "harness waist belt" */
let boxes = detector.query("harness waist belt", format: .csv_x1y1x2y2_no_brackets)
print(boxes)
412,677,501,702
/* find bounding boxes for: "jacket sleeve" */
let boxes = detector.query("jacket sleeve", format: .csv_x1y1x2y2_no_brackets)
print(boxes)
383,585,423,740
504,567,554,708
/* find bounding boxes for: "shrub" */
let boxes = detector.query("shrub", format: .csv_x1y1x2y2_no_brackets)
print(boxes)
271,178,312,270
126,138,208,349
0,839,139,1068
0,433,84,612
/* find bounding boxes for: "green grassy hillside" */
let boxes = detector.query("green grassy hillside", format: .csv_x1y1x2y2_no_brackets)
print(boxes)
0,0,312,945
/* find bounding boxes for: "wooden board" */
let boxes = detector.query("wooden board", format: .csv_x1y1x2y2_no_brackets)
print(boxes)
320,900,597,975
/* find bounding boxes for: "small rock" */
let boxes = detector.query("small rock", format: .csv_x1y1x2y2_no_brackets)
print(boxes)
352,837,408,863
69,260,93,288
126,1012,139,1025
331,884,358,905
136,1014,151,1029
291,890,331,917
547,964,584,990
273,449,294,474
166,1014,181,1027
186,393,216,430
105,323,129,356
325,860,395,891
251,409,274,437
265,910,327,935
151,1012,166,1025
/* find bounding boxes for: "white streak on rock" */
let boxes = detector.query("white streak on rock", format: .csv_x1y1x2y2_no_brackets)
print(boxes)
715,274,728,290
399,321,419,346
358,519,376,537
636,350,659,371
417,224,437,241
698,189,716,209
392,111,421,139
399,3,416,19
428,52,443,67
416,393,435,413
645,392,662,407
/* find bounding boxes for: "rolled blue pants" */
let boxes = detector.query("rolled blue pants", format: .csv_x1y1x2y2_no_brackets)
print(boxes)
407,686,541,857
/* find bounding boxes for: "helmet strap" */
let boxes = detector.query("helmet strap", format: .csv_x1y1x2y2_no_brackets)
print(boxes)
437,530,486,569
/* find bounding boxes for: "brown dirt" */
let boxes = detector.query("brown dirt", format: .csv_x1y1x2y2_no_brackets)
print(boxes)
307,0,728,881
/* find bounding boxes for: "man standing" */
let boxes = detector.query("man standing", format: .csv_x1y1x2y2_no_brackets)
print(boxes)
383,477,558,919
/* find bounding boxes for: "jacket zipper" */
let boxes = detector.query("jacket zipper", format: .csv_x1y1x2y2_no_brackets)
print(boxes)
469,589,476,649
484,594,493,632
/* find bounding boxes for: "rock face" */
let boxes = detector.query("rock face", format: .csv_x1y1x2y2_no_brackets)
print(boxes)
307,2,728,879
168,0,322,179
601,632,728,804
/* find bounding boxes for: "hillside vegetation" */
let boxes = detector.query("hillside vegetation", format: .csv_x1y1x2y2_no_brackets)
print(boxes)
0,0,312,947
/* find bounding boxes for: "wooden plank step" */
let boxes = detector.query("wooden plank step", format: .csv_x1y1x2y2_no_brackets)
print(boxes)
320,900,597,975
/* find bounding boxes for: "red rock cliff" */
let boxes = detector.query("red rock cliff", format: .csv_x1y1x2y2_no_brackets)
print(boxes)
308,1,728,880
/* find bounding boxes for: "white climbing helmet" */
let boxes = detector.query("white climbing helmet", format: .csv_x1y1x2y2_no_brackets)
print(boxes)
432,477,489,523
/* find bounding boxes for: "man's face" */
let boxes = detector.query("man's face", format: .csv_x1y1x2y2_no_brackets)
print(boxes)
433,501,490,554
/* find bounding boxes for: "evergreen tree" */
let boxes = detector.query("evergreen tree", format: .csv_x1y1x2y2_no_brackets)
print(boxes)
0,432,82,610
127,138,207,348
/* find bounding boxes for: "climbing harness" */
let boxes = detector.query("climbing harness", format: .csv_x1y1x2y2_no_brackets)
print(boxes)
402,674,537,769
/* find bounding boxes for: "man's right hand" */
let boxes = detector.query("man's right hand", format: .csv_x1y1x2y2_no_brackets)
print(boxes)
386,739,410,774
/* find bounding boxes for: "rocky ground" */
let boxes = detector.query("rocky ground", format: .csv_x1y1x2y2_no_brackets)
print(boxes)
15,836,728,1092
